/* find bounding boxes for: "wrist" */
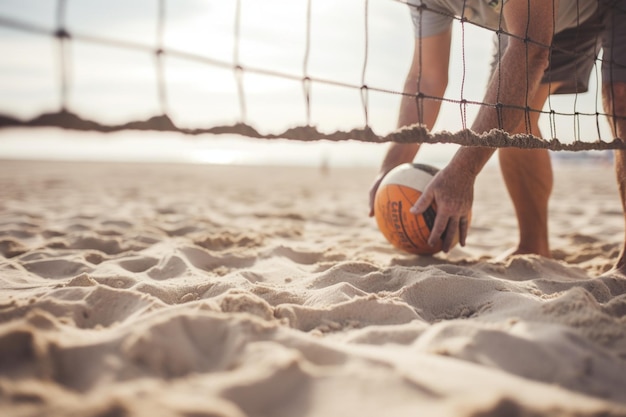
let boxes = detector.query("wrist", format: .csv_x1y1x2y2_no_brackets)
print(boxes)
448,146,495,178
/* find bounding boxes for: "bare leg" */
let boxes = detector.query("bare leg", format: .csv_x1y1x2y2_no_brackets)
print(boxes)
604,82,626,273
613,149,626,272
499,148,552,257
498,83,555,258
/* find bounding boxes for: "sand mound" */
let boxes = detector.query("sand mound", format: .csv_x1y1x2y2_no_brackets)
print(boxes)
1,160,625,416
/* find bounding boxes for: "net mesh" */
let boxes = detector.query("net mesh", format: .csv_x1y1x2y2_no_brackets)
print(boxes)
0,0,624,151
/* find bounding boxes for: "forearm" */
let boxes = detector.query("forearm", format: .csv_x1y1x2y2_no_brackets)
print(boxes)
379,81,446,175
378,30,452,177
379,143,419,176
452,30,551,178
447,146,496,179
472,39,549,135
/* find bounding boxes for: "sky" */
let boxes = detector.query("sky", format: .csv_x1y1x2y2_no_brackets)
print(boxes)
0,0,614,167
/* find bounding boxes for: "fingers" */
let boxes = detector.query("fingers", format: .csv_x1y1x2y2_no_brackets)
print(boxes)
411,189,448,249
442,217,459,252
428,210,449,249
392,176,471,252
432,215,469,251
410,188,433,216
459,216,469,246
411,205,469,252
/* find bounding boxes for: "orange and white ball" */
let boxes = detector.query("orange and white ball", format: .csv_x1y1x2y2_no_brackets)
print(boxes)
374,163,459,255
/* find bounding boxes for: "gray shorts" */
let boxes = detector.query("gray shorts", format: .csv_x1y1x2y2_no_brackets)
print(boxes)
493,0,626,94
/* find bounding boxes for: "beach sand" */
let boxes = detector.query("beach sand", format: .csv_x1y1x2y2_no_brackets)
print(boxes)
1,159,625,417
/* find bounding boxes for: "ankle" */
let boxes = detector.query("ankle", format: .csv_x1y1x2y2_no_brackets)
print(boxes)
514,244,551,258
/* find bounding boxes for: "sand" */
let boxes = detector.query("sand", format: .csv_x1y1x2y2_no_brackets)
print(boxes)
0,158,625,417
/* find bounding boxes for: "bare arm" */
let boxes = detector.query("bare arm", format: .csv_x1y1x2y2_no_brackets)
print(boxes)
369,29,452,216
412,0,557,250
380,28,452,173
448,0,557,177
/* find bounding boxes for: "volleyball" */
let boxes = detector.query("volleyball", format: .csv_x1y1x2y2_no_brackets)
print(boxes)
374,163,459,255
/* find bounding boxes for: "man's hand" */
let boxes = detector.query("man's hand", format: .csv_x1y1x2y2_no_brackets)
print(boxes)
410,164,474,252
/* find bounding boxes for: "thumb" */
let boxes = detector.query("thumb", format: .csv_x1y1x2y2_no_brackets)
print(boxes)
410,188,433,215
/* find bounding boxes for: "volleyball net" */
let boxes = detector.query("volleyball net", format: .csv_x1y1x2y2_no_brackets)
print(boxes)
0,0,624,151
